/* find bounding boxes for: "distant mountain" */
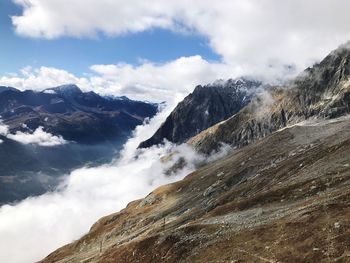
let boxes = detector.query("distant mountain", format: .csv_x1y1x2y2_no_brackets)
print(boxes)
0,85,158,204
0,86,19,93
139,79,261,148
0,84,157,144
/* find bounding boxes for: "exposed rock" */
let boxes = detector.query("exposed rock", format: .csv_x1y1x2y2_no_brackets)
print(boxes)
139,78,261,148
189,44,350,154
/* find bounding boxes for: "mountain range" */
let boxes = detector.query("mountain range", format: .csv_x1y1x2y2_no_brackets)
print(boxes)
0,85,157,204
35,43,350,262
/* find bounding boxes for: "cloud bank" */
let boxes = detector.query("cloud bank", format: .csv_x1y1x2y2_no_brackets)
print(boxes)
11,0,350,75
0,123,67,147
0,56,236,102
0,105,231,263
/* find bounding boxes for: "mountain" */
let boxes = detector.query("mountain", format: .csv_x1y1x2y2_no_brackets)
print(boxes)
40,44,350,263
138,79,261,148
0,84,157,144
189,44,350,153
0,86,19,93
0,85,158,204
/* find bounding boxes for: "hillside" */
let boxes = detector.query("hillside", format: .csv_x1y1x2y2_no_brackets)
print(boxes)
41,115,350,263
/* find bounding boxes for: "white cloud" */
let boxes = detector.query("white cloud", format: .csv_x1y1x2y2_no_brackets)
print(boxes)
89,56,237,102
6,126,67,146
0,56,236,103
11,0,350,75
0,123,9,136
0,66,88,92
0,123,67,147
0,107,231,263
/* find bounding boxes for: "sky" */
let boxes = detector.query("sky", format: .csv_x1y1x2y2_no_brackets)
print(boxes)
0,1,220,76
1,0,350,103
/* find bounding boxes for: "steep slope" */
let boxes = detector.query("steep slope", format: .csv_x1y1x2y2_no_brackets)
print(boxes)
139,79,261,148
189,44,350,154
41,115,350,263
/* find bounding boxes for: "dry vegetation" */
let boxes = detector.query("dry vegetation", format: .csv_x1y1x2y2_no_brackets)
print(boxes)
41,116,350,263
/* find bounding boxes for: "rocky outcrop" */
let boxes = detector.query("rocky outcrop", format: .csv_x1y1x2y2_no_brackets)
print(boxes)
189,44,350,154
139,79,261,148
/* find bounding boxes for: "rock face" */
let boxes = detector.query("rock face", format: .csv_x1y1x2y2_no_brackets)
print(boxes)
189,44,350,153
0,85,158,204
40,115,350,263
138,79,261,148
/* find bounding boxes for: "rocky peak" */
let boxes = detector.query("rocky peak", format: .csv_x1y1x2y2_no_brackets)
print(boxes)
46,84,83,98
189,43,350,154
293,43,350,106
138,78,262,148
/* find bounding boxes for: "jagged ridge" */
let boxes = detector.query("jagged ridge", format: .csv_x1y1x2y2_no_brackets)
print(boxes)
139,78,261,148
189,44,350,153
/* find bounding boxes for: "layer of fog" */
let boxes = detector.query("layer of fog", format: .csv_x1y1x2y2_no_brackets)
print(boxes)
0,100,231,263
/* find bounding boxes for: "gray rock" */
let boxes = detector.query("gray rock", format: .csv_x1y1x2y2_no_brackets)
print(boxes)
139,78,262,148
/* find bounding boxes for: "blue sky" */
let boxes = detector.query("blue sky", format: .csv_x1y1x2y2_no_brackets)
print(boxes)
0,0,219,76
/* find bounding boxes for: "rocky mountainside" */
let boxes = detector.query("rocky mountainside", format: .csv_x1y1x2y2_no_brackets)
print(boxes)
139,79,261,148
0,85,158,204
189,44,350,154
41,116,350,263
